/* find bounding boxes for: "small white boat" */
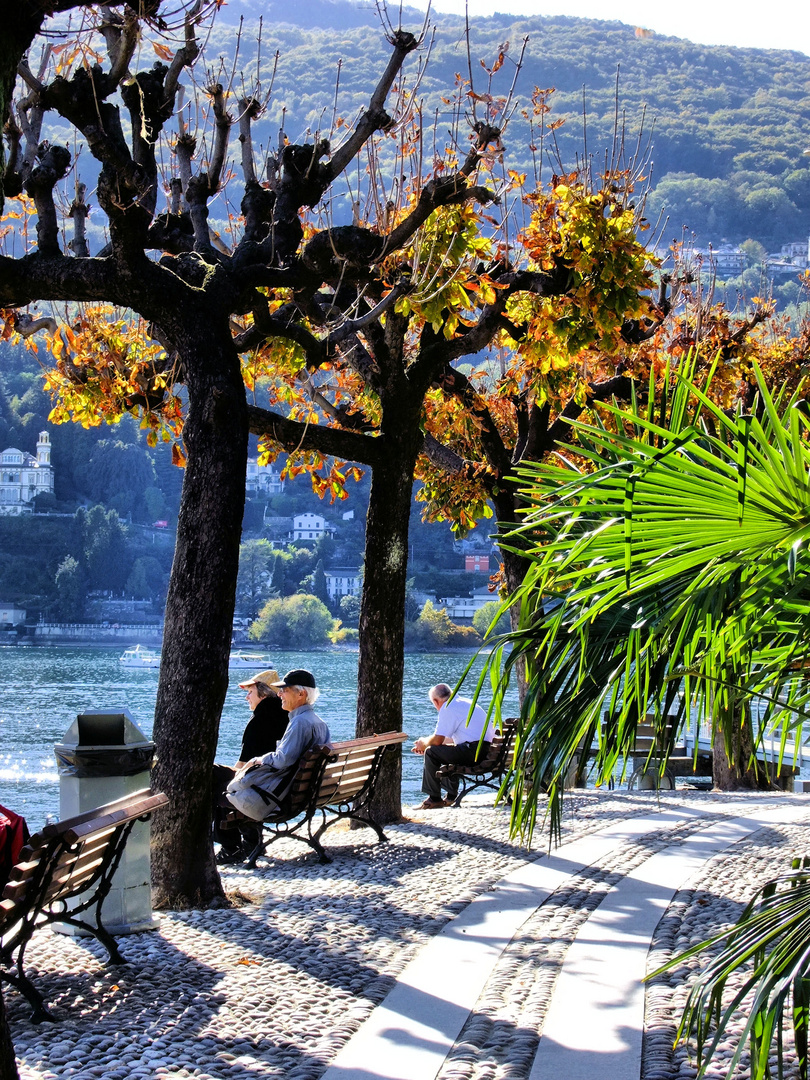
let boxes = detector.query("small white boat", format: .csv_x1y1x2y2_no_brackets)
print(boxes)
228,652,269,669
119,645,161,669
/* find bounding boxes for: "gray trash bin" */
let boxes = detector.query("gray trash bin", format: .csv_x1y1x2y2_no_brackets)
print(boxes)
54,709,157,934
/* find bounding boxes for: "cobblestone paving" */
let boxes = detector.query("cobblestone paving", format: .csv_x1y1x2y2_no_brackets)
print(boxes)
6,791,807,1080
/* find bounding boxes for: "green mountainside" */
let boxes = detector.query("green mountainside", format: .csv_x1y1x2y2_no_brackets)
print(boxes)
0,343,473,621
203,0,810,250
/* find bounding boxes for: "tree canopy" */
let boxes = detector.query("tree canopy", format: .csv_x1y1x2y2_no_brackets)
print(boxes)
37,1,810,251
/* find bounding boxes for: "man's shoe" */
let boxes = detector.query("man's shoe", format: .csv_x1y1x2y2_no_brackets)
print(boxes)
216,847,247,865
418,798,447,809
443,796,458,807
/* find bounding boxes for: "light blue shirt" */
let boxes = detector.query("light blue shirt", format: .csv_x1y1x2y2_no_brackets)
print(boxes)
258,703,331,770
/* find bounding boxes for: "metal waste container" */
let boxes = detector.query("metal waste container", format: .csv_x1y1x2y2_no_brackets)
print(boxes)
54,709,157,934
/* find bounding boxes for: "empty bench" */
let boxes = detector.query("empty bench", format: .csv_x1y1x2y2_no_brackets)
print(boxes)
245,730,408,866
1,788,167,1021
436,719,519,807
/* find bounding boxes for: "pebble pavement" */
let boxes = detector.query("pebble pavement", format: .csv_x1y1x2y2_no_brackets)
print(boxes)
6,790,810,1080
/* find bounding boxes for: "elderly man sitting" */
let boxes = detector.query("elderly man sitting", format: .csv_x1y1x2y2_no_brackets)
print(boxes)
226,668,331,823
412,683,495,809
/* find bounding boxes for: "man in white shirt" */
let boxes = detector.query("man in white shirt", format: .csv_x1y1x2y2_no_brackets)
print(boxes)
412,683,495,809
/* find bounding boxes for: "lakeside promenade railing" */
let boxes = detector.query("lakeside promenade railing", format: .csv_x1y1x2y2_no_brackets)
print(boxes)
32,623,163,642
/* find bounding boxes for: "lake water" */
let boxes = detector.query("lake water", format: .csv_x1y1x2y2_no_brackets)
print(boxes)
0,645,516,829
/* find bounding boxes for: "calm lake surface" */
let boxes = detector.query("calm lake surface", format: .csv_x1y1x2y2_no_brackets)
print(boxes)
0,645,517,828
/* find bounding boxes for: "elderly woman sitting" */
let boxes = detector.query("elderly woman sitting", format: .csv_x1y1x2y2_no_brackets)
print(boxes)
212,668,287,864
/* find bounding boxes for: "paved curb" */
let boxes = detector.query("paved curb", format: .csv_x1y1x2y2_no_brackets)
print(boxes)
532,801,810,1080
322,800,810,1080
321,806,705,1080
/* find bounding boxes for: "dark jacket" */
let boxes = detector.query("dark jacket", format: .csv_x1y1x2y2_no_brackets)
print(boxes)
240,693,288,761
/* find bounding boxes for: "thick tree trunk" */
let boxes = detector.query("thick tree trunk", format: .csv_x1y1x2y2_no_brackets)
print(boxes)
356,433,422,823
712,702,772,790
0,986,19,1080
150,320,248,908
493,484,531,702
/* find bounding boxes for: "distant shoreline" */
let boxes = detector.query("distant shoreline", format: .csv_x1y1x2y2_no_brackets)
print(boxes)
1,639,495,655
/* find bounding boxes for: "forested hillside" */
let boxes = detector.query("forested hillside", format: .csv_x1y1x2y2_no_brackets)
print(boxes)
202,1,809,250
0,343,467,619
35,2,810,253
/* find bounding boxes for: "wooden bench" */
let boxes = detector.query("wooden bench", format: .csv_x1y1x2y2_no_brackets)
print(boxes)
1,788,167,1022
244,731,408,867
435,719,519,807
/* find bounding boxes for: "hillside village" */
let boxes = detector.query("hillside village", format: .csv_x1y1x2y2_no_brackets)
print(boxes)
0,394,501,646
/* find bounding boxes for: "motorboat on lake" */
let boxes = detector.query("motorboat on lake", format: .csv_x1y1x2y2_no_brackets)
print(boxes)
119,645,161,669
228,652,269,669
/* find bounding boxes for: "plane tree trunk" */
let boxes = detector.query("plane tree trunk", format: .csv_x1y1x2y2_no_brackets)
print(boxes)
355,382,426,822
149,313,248,908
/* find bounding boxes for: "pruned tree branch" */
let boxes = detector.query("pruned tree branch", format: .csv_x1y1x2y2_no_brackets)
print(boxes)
432,364,514,479
325,29,418,180
163,2,202,103
422,430,471,478
247,404,387,467
206,82,231,194
534,372,634,458
25,142,71,256
68,181,90,257
106,7,140,85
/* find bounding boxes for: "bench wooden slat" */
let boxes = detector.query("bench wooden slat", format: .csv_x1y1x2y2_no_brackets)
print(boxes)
41,790,164,840
321,757,378,779
247,731,408,868
328,732,407,753
6,858,43,884
318,773,371,793
320,767,376,787
62,793,168,844
316,783,366,804
324,746,379,764
1,789,167,1022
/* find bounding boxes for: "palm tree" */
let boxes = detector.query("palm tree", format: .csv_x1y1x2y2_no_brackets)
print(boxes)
652,855,810,1080
472,356,810,1078
478,357,810,841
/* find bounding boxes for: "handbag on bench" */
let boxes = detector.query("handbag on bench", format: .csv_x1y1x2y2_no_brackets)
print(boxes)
225,762,294,821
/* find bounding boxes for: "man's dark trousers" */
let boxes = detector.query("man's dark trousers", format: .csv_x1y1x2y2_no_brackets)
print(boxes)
423,741,489,801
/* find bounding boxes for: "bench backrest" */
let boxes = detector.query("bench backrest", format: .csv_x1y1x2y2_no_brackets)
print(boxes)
478,719,518,772
0,789,167,934
280,731,408,817
316,732,408,809
601,713,681,758
284,747,334,816
632,721,674,756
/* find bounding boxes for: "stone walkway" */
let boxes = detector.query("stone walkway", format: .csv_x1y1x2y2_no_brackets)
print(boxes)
7,791,810,1080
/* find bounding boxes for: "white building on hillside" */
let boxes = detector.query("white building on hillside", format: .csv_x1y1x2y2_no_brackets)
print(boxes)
324,568,362,602
431,587,493,621
291,512,336,542
246,457,285,496
0,432,54,515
